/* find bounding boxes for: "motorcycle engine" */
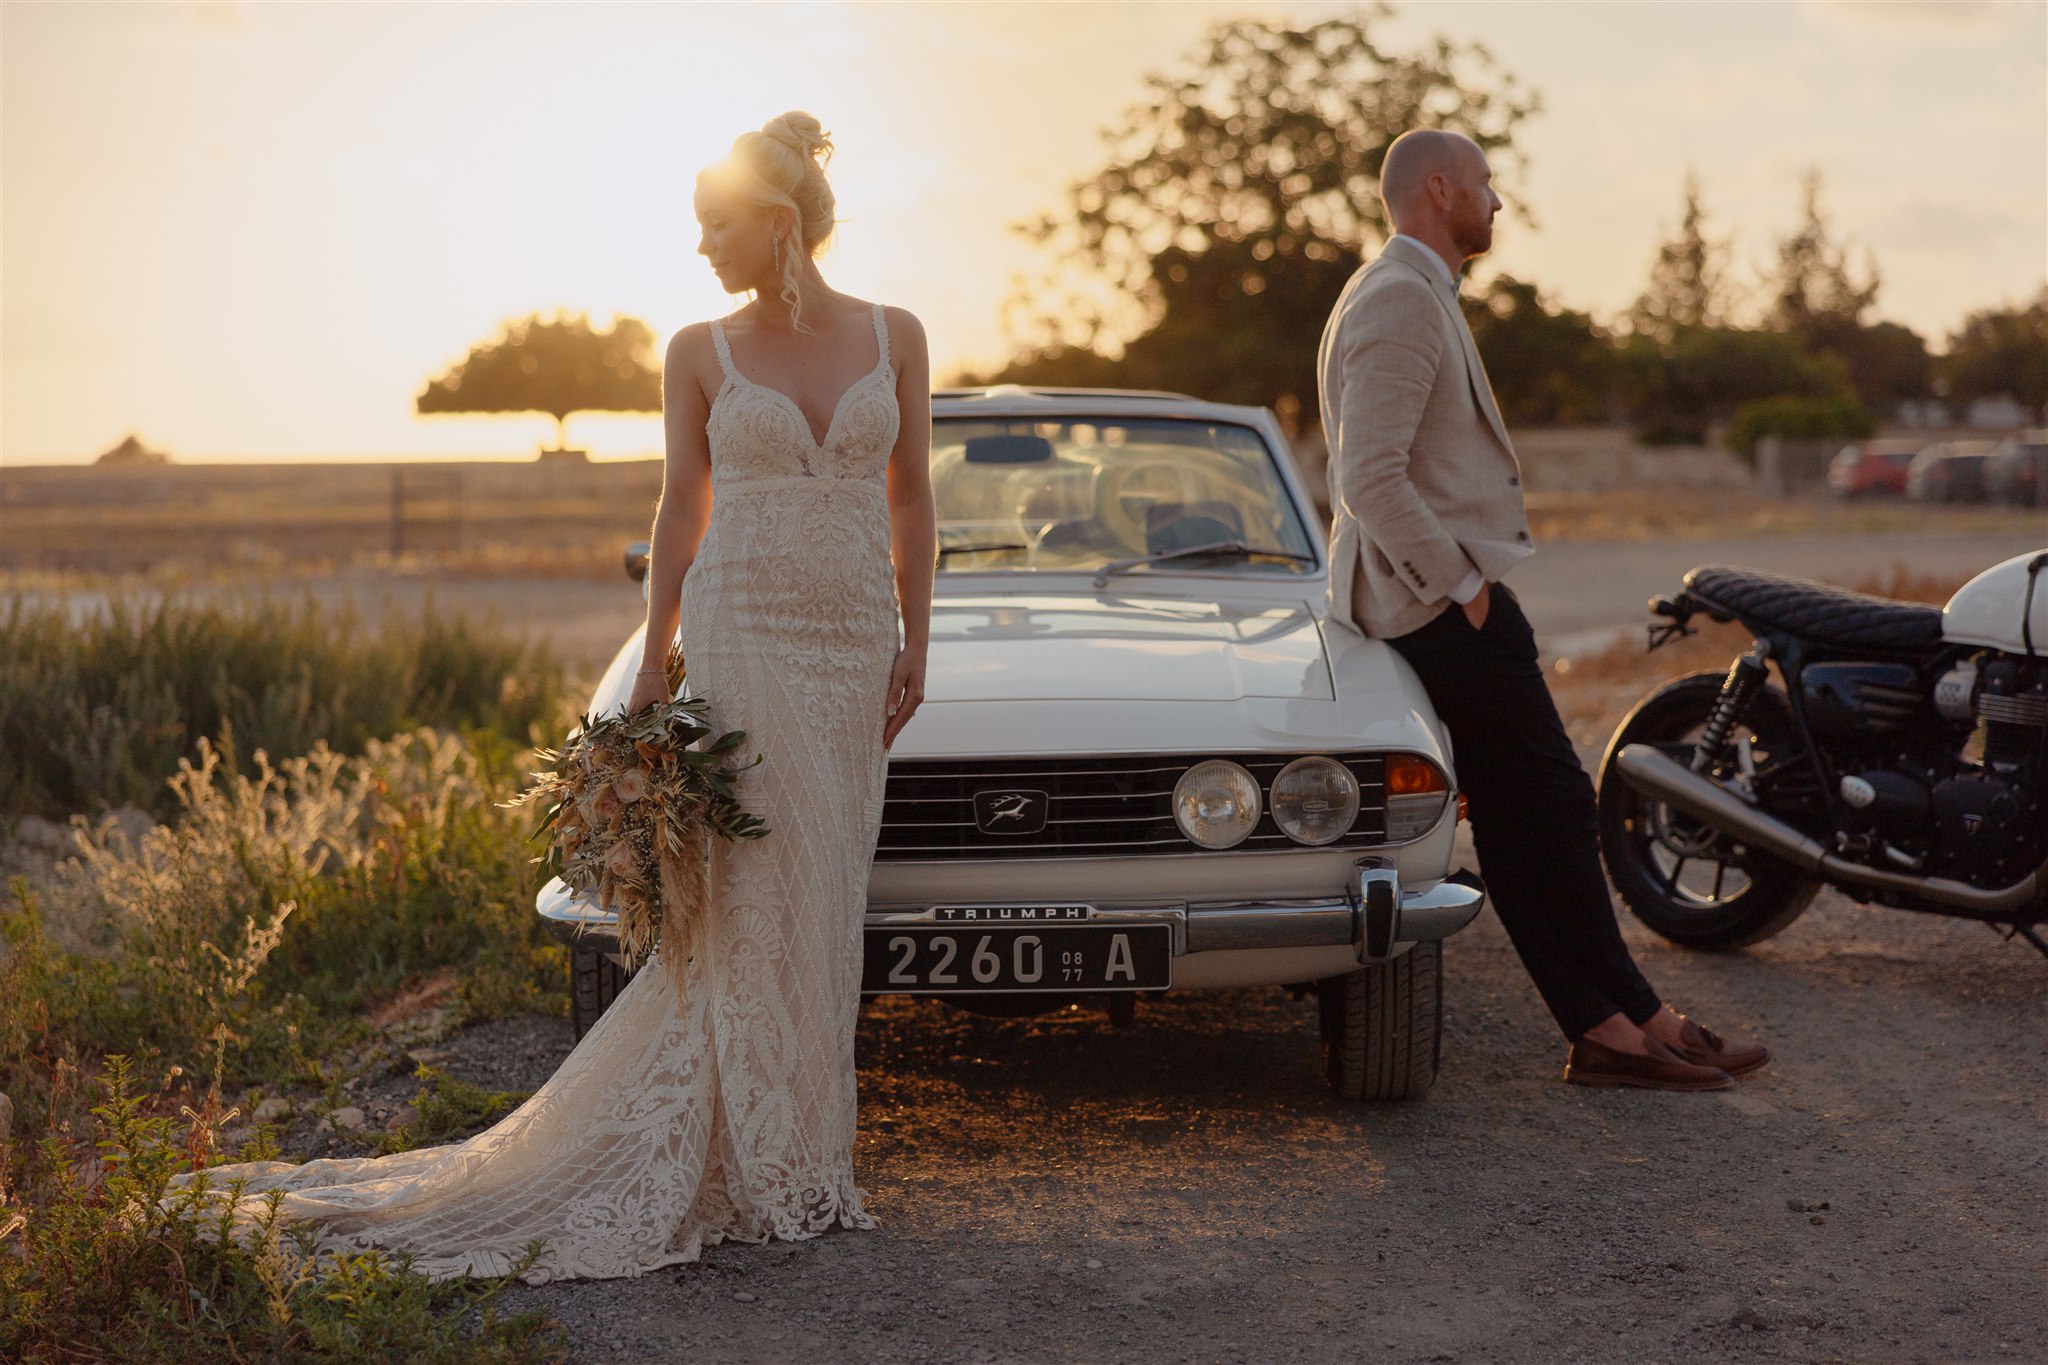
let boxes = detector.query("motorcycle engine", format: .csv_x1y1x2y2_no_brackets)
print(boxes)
1839,656,2048,888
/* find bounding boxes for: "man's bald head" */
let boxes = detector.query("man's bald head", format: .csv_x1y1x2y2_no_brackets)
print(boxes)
1379,129,1500,262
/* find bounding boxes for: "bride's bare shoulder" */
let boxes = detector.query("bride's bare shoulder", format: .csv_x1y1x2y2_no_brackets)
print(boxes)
665,320,721,360
664,322,727,379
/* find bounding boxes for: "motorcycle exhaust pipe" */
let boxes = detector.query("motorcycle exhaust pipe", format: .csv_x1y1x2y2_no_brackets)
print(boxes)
1613,745,2044,915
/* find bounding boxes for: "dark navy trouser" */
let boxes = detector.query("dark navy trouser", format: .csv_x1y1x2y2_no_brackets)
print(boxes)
1387,586,1662,1040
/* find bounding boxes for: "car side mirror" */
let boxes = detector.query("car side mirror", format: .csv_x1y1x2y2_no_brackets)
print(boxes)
624,541,650,583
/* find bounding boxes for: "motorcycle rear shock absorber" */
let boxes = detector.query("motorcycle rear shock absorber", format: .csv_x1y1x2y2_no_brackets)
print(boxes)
1691,641,1772,774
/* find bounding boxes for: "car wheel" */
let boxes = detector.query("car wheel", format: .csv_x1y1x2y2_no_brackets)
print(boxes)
1316,940,1442,1102
570,946,632,1040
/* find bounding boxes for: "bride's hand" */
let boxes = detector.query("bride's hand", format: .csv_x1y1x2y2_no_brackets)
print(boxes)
626,669,673,714
883,648,926,750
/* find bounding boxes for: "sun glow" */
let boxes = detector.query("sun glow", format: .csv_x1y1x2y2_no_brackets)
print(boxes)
3,2,2041,465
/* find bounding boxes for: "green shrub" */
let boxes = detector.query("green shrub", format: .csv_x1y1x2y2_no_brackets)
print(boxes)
0,1057,565,1363
1628,325,1850,443
3,729,563,1208
1726,393,1879,460
375,1066,530,1155
0,592,570,821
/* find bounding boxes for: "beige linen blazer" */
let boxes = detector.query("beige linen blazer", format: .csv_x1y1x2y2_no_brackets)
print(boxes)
1317,235,1534,639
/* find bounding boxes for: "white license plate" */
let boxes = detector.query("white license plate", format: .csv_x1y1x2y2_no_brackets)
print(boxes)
861,922,1172,994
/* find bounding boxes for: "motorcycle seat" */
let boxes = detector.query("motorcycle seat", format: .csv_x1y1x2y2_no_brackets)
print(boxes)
1682,565,1945,652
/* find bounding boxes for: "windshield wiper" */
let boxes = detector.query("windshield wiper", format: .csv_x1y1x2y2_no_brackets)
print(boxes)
937,542,1029,557
1092,539,1316,588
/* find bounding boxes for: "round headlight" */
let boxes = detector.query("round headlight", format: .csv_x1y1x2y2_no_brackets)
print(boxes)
1172,760,1262,849
1270,756,1361,845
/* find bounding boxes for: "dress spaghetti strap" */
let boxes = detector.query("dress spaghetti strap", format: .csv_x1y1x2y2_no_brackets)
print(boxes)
869,304,890,375
709,320,737,381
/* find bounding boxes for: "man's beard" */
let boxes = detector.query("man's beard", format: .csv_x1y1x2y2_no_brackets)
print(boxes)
1454,212,1493,260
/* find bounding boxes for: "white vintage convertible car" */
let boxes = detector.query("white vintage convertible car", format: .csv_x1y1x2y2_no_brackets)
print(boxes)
538,386,1484,1100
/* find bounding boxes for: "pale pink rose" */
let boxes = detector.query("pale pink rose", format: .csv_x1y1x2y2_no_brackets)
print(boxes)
614,768,648,803
591,787,623,822
604,840,640,877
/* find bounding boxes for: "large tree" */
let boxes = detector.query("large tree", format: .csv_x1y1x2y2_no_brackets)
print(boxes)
1628,172,1736,344
989,6,1538,412
1946,289,2048,422
417,313,662,451
1463,276,1619,425
1767,168,1879,353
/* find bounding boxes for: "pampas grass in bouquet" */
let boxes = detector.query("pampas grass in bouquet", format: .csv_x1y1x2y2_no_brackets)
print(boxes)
508,642,766,993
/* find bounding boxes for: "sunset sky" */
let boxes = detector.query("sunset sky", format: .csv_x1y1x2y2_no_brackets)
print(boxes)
3,1,2043,465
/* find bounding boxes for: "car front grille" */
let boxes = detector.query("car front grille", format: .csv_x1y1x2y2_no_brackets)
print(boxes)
876,753,1390,860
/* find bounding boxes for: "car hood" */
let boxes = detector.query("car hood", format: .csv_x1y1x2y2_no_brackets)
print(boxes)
926,593,1334,703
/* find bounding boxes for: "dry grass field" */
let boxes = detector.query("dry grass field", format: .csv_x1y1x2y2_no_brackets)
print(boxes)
8,432,2041,584
1,457,665,578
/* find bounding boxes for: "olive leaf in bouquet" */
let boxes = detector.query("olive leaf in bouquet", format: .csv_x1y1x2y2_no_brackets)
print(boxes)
506,642,767,993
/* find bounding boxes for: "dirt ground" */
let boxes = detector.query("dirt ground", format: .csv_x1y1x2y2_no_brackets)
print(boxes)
447,839,2044,1365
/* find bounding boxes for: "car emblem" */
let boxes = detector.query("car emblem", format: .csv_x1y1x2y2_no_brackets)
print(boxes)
973,789,1048,835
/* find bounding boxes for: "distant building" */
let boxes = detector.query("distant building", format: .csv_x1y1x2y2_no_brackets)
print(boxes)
95,434,171,466
1891,395,2039,431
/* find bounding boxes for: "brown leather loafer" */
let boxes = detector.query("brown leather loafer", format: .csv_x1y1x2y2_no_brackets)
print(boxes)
1669,1016,1770,1077
1564,1036,1731,1091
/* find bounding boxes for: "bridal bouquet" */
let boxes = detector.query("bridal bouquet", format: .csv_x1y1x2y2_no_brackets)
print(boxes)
509,645,766,989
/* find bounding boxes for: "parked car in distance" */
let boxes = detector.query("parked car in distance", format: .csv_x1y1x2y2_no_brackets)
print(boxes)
1906,440,2000,504
1985,431,2048,509
1826,439,1920,499
541,386,1488,1101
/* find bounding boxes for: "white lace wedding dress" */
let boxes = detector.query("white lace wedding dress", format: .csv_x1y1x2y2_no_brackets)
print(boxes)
182,305,902,1283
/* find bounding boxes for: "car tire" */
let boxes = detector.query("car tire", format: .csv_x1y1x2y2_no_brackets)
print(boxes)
1316,940,1442,1102
570,946,632,1041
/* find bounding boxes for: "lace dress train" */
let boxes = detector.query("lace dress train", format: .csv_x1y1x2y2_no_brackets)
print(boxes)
179,305,903,1283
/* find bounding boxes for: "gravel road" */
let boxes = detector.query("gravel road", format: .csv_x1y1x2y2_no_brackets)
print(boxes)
1517,531,2046,654
449,843,2046,1364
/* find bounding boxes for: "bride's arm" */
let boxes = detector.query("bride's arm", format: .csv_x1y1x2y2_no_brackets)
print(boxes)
883,309,935,748
629,325,716,713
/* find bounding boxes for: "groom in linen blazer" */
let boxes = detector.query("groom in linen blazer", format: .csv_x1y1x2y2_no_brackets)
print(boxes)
1315,129,1768,1091
1318,231,1531,639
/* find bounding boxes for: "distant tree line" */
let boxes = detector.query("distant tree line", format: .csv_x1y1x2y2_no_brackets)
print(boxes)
973,9,2048,456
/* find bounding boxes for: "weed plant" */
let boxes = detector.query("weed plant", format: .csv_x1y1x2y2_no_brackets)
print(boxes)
376,1066,530,1155
3,728,564,1205
0,591,569,820
0,594,581,1356
0,1057,565,1363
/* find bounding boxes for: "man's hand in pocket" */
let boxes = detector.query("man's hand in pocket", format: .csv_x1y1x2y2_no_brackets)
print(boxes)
1461,582,1492,630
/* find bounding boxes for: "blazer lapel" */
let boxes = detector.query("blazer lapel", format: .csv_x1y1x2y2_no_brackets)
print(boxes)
1436,278,1514,453
1380,239,1513,453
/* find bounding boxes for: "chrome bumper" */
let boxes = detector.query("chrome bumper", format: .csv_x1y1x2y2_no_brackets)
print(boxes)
536,858,1485,967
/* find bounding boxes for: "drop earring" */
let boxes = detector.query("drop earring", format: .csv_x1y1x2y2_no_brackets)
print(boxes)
772,233,781,271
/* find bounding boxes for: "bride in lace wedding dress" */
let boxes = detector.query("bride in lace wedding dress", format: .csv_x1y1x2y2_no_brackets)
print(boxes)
179,112,936,1283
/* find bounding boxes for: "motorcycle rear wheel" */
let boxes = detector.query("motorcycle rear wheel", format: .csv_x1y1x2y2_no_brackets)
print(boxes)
1597,671,1820,949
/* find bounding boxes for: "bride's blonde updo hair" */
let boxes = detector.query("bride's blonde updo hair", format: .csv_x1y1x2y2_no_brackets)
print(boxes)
699,111,838,331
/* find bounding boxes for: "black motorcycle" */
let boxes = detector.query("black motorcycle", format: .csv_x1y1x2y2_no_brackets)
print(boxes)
1594,554,2048,955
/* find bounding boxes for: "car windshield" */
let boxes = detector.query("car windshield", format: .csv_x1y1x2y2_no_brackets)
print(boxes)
930,417,1316,576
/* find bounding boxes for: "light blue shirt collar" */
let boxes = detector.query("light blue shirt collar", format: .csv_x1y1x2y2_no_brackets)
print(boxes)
1390,233,1460,290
